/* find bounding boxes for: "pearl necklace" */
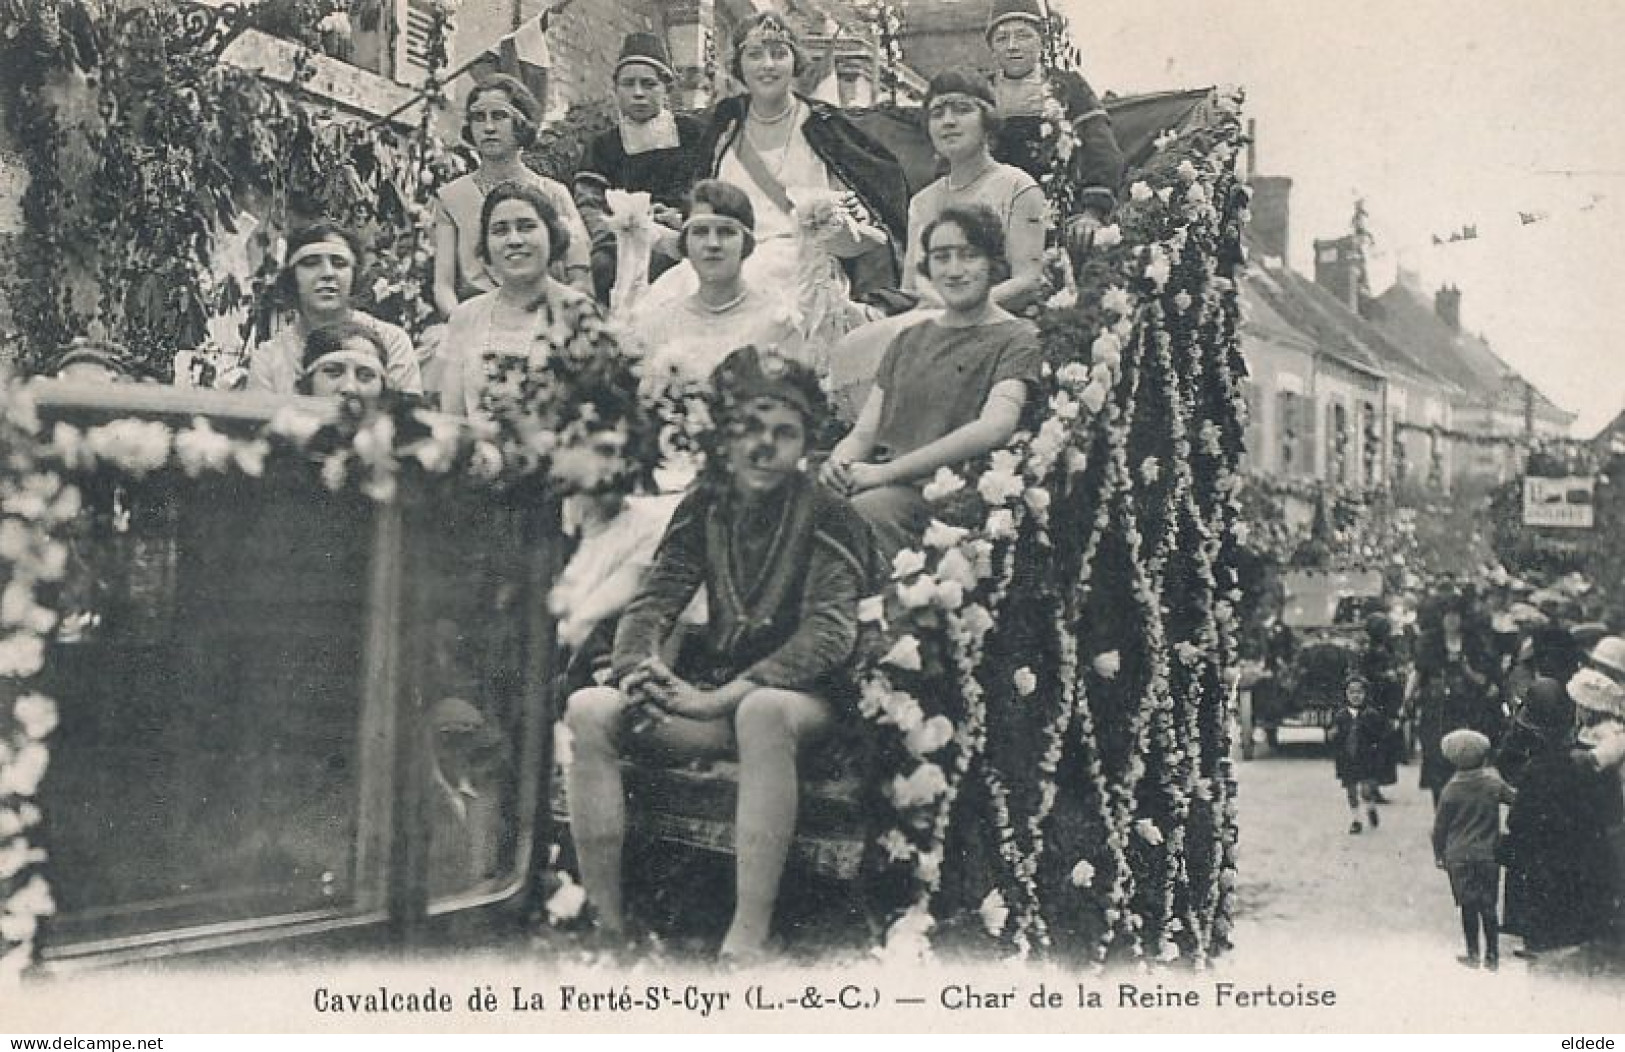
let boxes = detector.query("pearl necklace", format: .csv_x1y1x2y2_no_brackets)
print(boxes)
696,288,748,314
748,97,795,125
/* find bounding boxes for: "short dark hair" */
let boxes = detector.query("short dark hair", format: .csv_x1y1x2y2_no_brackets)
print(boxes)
475,180,571,266
276,220,364,307
462,75,541,148
729,11,807,84
297,319,389,395
682,179,757,259
917,203,1011,283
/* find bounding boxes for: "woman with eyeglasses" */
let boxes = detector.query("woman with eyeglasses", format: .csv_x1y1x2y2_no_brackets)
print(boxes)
821,204,1040,560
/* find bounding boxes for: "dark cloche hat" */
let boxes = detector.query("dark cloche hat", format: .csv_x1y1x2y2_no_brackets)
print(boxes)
614,31,675,82
711,345,828,427
986,0,1046,41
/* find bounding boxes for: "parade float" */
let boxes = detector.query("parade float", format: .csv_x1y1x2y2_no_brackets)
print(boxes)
0,0,1250,974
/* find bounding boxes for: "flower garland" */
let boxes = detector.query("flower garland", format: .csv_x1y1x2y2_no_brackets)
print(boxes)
858,88,1251,962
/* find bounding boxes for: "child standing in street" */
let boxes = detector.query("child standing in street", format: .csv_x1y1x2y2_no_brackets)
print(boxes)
1328,675,1388,834
1432,728,1517,970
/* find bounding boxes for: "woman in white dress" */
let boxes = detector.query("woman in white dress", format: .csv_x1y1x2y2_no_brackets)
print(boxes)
635,12,909,321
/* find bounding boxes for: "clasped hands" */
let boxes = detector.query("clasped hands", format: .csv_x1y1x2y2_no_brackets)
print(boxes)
622,655,732,724
818,454,886,499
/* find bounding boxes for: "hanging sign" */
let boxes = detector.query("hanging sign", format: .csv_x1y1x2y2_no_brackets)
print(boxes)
1522,475,1595,528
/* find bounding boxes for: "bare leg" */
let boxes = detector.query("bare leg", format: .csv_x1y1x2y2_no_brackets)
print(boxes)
722,688,833,958
564,687,633,933
565,686,733,934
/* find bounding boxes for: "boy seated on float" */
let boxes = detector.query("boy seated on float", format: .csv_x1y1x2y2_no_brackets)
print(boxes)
563,345,872,962
820,203,1041,560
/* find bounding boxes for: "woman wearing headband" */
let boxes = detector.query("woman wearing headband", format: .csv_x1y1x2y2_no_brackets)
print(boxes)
297,320,390,400
247,221,422,396
431,75,595,320
641,12,908,316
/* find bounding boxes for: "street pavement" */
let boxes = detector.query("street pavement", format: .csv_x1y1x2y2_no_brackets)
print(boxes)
1222,741,1622,1030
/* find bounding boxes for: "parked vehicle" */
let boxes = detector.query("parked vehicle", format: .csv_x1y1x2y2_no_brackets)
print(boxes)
1241,569,1384,752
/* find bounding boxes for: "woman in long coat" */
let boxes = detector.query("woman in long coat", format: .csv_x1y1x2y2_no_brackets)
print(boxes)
1414,594,1503,804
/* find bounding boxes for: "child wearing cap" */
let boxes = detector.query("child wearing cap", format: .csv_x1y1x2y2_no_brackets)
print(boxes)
562,344,874,962
1432,727,1517,969
1328,675,1389,834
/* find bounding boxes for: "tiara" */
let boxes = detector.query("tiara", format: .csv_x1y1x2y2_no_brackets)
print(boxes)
737,16,796,51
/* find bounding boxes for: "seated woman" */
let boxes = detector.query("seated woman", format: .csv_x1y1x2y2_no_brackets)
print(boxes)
438,181,612,421
564,345,872,962
431,74,594,326
826,70,1048,412
637,11,908,314
628,180,796,385
821,204,1041,560
296,319,390,401
247,221,422,397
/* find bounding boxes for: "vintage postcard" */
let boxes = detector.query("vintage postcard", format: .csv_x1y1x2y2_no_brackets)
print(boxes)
1,0,1622,1037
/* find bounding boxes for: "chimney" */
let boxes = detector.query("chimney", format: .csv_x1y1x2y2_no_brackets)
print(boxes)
1313,236,1362,312
1249,176,1293,263
1435,285,1462,331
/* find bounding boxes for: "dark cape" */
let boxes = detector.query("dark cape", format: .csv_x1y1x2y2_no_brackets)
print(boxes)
1500,746,1616,950
575,113,708,210
697,93,911,297
991,68,1124,217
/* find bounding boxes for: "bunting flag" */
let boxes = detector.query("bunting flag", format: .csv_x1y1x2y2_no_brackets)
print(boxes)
462,11,553,113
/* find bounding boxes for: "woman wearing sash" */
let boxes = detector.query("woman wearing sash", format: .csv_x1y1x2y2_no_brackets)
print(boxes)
637,12,908,318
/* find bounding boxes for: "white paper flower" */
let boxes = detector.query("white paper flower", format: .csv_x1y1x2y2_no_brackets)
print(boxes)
905,714,955,757
923,520,970,550
979,889,1010,937
0,743,48,797
1057,362,1090,386
85,419,173,475
1135,818,1165,846
174,418,235,477
1145,254,1172,291
1101,286,1135,318
1140,456,1161,483
545,872,587,925
916,848,943,885
878,829,915,862
317,11,351,36
881,634,923,671
857,594,887,624
1231,521,1251,544
1177,159,1199,183
1093,224,1123,248
956,603,995,643
13,694,57,741
1013,667,1038,696
1024,487,1051,516
269,406,325,446
1069,860,1096,887
933,578,965,611
895,575,938,610
0,810,19,838
891,547,927,580
1130,181,1154,202
977,467,1024,506
232,439,269,478
985,507,1018,541
0,634,45,679
1175,640,1203,666
1093,650,1121,679
889,762,948,807
935,548,980,592
921,466,966,502
1080,380,1109,414
1045,287,1077,311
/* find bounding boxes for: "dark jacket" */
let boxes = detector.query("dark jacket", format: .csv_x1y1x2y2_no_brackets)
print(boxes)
1328,705,1389,785
991,68,1124,217
697,93,910,295
575,114,708,210
1501,747,1615,949
1432,766,1515,865
611,474,874,707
